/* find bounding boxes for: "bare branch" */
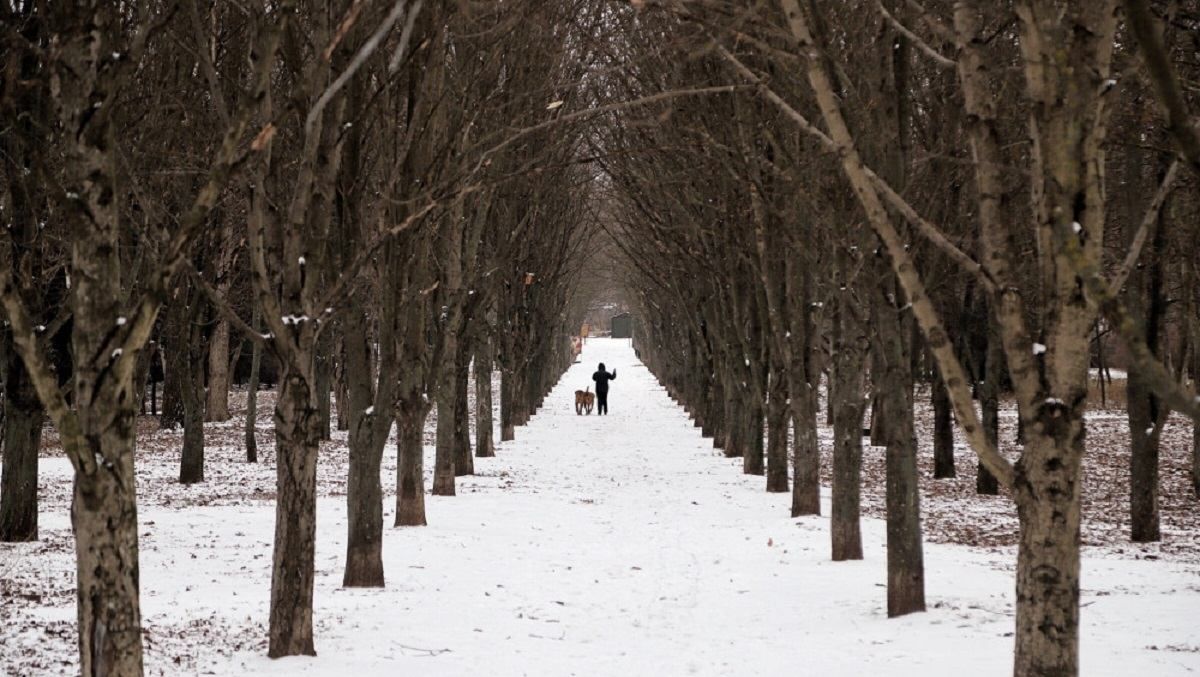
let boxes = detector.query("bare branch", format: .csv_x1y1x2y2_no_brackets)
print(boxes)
307,0,410,138
876,0,955,68
1108,158,1180,296
714,45,997,294
1125,0,1200,174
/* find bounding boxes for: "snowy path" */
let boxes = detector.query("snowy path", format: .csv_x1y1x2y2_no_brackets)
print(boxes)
5,339,1198,675
202,338,1194,676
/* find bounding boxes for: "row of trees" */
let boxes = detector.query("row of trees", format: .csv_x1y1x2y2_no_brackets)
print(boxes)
605,2,1200,676
0,1,606,675
4,1,1200,676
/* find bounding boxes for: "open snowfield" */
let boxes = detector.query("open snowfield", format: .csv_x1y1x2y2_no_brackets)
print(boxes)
3,338,1200,676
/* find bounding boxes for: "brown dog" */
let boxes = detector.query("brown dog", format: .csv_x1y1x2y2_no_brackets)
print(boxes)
575,387,595,415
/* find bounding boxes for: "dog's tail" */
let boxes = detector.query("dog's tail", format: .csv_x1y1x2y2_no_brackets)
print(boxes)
586,386,590,393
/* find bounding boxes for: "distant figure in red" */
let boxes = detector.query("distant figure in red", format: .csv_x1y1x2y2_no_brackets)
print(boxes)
592,363,617,415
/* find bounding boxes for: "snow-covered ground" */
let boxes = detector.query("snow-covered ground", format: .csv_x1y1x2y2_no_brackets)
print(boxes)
3,338,1199,675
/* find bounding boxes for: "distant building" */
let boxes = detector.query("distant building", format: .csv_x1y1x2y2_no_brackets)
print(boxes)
610,312,633,339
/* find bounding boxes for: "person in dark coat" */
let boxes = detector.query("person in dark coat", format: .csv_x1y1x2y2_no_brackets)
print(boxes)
592,363,617,415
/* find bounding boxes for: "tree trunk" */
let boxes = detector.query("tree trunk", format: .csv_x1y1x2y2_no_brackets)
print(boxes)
830,276,867,562
175,294,205,485
1126,155,1166,543
205,318,232,421
73,435,143,677
268,372,320,658
315,332,333,442
160,334,185,430
977,313,1002,495
395,403,428,527
500,368,516,441
1194,324,1199,497
1128,369,1162,542
765,365,789,492
0,355,43,542
433,348,458,495
453,348,473,475
335,340,350,432
790,262,820,516
1013,422,1083,676
931,371,956,478
341,304,394,586
874,281,925,617
722,386,742,458
475,338,496,458
246,306,263,463
744,398,765,476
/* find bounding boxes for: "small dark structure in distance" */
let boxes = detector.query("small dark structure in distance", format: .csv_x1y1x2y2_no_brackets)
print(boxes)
610,312,634,339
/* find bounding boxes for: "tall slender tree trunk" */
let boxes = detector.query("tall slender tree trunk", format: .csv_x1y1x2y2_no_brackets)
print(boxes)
453,346,473,475
722,380,742,459
1193,317,1200,497
744,398,765,476
245,305,263,463
433,344,459,495
395,403,428,527
160,340,184,430
315,331,334,442
475,337,496,458
341,303,394,585
334,340,350,432
343,417,388,585
874,278,925,617
830,270,867,561
178,296,206,484
73,431,143,677
790,261,820,516
500,368,516,441
1013,421,1084,676
977,313,1002,495
1125,155,1166,543
268,371,321,658
205,318,232,421
931,371,955,478
0,355,43,541
765,365,788,492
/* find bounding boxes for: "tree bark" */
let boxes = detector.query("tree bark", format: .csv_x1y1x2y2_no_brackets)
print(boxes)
433,356,459,494
500,368,516,441
766,364,789,492
931,371,956,479
830,260,867,562
205,317,232,421
160,338,185,430
1193,315,1200,497
453,345,474,475
977,312,1002,495
315,331,334,442
177,293,206,485
1125,152,1166,543
246,305,262,463
73,434,144,677
1013,421,1084,677
267,371,320,658
873,275,925,617
744,399,765,476
475,336,496,457
395,402,428,527
341,297,395,585
790,260,820,516
0,353,43,541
